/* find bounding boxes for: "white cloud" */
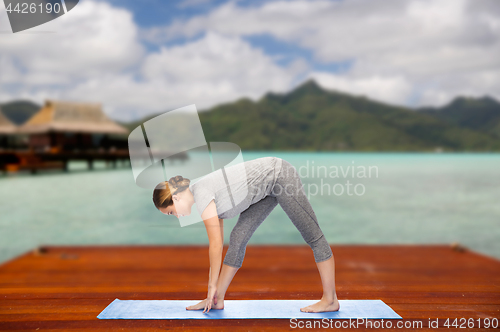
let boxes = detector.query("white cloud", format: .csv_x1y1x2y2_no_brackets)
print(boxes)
144,0,500,107
309,72,412,106
0,0,144,84
141,31,303,91
2,0,499,121
68,31,308,120
0,1,307,120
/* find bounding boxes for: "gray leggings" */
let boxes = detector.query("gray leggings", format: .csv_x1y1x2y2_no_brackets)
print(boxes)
223,159,333,268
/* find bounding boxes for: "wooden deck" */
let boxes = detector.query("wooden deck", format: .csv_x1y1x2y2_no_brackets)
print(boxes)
0,244,499,331
0,149,187,174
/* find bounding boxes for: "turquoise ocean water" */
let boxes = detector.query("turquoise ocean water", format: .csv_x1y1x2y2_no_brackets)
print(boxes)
1,152,499,264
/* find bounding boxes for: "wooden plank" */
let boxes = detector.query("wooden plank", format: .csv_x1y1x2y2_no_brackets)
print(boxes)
0,245,499,331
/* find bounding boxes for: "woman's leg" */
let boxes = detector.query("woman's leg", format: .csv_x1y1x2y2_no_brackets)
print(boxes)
217,194,279,301
214,264,239,304
223,194,278,269
272,159,339,312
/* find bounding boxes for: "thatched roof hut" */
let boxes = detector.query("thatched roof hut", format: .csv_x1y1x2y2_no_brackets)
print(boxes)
17,100,128,134
0,107,17,134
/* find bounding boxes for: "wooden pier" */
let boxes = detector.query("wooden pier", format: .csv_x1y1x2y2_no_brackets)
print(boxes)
0,149,131,173
0,149,188,174
0,244,499,331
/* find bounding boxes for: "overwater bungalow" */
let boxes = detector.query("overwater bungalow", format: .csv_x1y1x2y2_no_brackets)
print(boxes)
1,100,131,173
1,99,186,173
17,99,128,152
0,107,17,150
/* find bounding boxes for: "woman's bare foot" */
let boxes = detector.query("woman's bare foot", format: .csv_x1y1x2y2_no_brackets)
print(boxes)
300,298,340,313
186,298,224,310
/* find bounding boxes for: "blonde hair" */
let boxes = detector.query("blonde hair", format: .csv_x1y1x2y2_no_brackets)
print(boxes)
152,175,191,210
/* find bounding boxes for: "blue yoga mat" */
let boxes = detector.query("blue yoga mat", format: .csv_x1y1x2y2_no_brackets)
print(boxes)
97,299,402,319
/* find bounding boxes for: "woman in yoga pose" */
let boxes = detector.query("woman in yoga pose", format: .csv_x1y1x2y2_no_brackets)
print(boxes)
152,156,339,313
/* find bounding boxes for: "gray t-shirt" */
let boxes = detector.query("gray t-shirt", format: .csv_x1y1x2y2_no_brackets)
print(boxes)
189,157,283,219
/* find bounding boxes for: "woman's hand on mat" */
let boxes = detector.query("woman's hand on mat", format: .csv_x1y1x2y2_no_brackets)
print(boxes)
203,285,217,313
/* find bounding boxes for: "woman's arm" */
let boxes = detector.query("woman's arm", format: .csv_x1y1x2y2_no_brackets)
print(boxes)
208,218,224,286
208,267,212,285
202,200,223,288
219,218,224,244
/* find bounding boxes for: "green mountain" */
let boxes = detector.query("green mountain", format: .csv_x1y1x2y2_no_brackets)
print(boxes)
419,96,500,139
195,80,500,151
0,100,40,125
3,80,500,151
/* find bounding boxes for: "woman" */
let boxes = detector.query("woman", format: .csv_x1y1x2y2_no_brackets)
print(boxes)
152,156,339,313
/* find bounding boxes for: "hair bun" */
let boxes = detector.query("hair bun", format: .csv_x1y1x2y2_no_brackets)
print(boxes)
169,175,183,186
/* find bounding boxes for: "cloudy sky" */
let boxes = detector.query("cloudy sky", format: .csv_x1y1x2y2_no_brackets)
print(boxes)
0,0,499,121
